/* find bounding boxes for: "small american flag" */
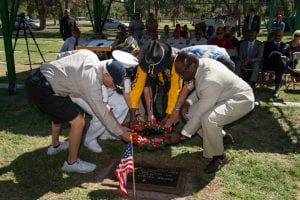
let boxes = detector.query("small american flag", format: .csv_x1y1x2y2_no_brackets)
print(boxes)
114,142,134,196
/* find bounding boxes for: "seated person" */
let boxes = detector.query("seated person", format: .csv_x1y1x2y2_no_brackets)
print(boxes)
111,32,127,48
272,14,285,32
160,25,171,43
167,27,187,49
181,24,190,40
205,26,215,43
209,26,233,50
111,25,127,47
263,29,300,98
188,24,208,46
238,30,263,88
288,30,300,68
60,26,86,52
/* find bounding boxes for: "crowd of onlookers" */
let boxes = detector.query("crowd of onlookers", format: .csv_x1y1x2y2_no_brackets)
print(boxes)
59,8,300,98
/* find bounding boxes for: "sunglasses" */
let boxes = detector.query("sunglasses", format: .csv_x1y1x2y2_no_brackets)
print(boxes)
216,32,224,35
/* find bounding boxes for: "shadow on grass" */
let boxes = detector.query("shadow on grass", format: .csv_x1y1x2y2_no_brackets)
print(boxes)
284,89,300,95
89,189,126,200
225,98,300,155
0,70,299,198
0,146,120,199
0,138,214,199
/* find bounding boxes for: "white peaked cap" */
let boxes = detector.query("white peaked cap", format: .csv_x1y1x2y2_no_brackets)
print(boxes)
112,50,139,68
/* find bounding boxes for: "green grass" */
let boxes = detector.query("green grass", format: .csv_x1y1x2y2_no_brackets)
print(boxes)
0,88,299,199
0,22,300,199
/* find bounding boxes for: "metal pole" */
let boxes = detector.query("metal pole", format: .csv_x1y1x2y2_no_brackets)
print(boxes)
100,0,113,30
86,0,95,32
268,0,276,32
93,0,102,32
280,0,292,32
0,0,20,95
296,0,300,29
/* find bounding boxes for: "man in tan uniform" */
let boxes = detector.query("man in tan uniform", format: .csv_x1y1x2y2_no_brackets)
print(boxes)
175,52,255,173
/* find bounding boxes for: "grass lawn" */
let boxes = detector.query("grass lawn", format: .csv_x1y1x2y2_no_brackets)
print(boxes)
0,22,300,199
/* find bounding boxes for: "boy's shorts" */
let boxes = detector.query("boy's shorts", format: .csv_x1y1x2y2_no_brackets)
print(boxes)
26,70,79,124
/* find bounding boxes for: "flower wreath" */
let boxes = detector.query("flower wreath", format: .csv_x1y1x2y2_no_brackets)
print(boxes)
130,121,172,151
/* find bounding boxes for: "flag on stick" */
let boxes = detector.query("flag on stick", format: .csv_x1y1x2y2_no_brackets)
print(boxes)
114,141,134,196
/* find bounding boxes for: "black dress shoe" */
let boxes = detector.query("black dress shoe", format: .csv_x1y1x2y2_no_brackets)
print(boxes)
204,155,228,174
223,134,234,145
273,90,280,98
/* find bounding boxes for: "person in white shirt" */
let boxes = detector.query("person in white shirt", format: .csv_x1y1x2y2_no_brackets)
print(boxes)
160,25,171,43
60,27,86,52
188,25,208,46
167,28,187,49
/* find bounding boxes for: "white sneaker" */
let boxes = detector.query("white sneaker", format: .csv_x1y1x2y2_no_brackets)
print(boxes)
47,141,69,155
61,159,96,173
84,140,103,153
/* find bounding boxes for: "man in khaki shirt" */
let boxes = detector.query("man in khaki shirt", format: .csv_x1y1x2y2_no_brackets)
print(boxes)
26,50,131,173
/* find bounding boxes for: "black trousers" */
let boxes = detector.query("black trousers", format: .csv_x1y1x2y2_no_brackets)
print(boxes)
263,52,289,86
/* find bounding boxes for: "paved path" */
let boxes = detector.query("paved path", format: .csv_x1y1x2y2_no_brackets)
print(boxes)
272,102,300,107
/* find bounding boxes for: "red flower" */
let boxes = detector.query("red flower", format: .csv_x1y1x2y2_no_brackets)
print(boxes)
164,126,171,133
131,124,143,132
131,134,140,143
138,137,149,147
145,122,151,129
152,143,158,149
152,137,162,143
131,120,172,151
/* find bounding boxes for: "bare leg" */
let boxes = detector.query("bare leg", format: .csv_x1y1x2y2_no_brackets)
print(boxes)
51,122,62,146
67,113,86,163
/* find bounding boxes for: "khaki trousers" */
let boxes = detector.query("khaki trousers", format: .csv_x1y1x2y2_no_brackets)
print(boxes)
188,91,254,158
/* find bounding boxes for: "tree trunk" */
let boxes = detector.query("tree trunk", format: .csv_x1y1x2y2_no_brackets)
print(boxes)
35,0,47,30
154,0,159,19
222,0,231,13
65,0,69,9
52,14,57,25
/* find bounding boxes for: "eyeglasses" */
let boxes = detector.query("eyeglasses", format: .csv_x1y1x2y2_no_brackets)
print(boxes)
294,35,300,37
216,32,224,35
